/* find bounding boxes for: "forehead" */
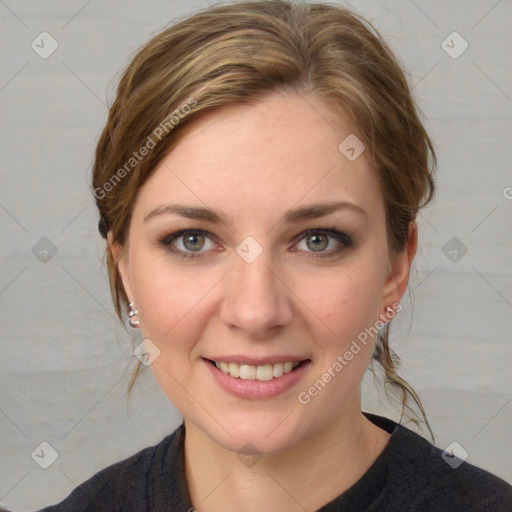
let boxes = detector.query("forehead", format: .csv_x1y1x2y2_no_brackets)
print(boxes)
134,92,384,224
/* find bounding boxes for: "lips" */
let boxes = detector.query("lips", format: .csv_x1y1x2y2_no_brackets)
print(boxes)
204,357,311,399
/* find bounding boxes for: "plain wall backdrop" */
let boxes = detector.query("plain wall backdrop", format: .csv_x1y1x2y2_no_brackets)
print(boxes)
0,0,511,510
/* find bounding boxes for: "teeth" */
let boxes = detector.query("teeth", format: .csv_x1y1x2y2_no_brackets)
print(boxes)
239,364,256,380
214,360,300,381
228,362,240,378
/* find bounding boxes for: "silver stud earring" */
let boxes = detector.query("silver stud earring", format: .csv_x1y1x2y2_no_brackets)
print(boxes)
383,305,398,324
128,302,140,328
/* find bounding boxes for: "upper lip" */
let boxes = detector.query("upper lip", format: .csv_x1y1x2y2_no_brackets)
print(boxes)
204,355,310,365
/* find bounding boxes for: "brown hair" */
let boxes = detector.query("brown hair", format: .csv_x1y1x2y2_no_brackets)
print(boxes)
91,0,436,435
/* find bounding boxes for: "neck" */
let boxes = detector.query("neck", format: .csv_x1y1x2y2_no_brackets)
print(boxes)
183,399,390,512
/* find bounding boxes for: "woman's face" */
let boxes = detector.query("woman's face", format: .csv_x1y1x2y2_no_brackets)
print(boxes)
113,92,414,454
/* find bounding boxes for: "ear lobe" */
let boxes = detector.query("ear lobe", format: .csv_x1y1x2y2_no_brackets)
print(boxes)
107,231,133,302
380,221,418,308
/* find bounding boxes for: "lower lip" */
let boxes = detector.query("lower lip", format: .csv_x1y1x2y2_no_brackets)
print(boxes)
203,358,311,400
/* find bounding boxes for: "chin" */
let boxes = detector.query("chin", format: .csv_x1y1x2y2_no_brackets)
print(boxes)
195,409,309,456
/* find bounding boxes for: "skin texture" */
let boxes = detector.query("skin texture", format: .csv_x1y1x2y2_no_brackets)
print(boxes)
110,91,418,511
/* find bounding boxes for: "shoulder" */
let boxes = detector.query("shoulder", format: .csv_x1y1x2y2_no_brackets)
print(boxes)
36,423,185,511
379,418,512,511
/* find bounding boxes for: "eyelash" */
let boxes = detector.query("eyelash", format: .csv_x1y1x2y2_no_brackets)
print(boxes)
158,228,352,260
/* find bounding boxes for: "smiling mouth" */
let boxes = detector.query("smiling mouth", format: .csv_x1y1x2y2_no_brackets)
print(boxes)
205,358,310,381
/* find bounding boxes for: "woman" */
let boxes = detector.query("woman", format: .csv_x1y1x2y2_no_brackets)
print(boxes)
31,0,511,510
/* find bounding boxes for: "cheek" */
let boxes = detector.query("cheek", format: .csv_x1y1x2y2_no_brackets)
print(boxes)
302,263,382,344
128,254,218,406
294,266,383,416
129,250,215,350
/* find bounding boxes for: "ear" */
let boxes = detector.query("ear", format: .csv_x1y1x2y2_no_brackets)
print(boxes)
107,231,133,303
379,221,418,311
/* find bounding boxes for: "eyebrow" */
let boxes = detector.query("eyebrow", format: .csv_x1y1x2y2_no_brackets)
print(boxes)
143,201,367,225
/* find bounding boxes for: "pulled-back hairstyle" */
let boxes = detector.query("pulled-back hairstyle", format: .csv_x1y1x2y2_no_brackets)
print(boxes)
91,0,436,435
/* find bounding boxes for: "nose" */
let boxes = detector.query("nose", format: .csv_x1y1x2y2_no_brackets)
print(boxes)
219,250,294,339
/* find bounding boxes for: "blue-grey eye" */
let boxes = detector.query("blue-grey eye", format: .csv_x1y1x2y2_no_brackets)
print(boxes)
296,230,351,254
160,229,216,255
305,232,329,251
182,232,206,251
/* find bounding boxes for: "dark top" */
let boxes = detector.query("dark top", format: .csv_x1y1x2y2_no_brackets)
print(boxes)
30,413,512,512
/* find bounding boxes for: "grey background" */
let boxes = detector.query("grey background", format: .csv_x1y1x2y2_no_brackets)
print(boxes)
0,0,511,509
